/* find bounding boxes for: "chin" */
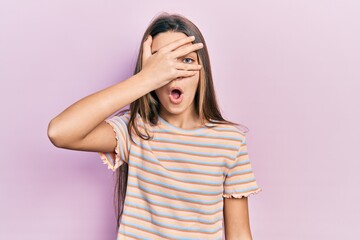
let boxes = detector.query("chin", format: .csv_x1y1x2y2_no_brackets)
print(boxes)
162,104,187,115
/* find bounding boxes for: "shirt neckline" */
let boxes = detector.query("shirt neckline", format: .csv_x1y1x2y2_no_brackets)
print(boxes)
157,115,213,134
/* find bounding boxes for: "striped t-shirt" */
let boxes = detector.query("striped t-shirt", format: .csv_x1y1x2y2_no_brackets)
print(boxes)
98,110,262,240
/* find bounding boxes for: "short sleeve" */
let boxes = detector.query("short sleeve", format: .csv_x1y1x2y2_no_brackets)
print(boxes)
98,111,131,172
223,134,262,198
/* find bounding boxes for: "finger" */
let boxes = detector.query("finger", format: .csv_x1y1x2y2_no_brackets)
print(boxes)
159,35,196,53
172,43,203,59
142,35,152,64
175,70,198,78
175,62,202,71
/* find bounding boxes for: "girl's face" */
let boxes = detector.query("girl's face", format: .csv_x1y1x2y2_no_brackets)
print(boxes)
151,31,200,116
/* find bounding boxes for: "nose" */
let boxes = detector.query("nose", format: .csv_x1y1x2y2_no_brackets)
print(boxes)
172,77,183,82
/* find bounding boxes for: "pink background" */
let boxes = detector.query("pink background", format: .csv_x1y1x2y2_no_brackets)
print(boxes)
1,0,359,239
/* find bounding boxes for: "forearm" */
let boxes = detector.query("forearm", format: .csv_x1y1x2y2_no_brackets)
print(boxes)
224,224,253,240
47,72,154,146
223,197,253,240
226,233,252,240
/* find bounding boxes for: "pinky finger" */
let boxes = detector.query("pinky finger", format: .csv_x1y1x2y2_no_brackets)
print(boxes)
176,70,198,78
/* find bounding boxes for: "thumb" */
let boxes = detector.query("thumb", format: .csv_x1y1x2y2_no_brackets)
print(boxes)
142,35,152,66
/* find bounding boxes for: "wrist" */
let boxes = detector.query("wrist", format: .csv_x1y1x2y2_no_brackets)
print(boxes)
136,71,158,92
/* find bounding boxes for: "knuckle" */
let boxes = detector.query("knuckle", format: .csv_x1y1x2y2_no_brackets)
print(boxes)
170,61,177,68
194,43,203,48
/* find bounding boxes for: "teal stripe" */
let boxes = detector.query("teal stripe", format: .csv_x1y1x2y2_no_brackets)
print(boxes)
129,159,223,185
152,136,238,150
128,171,222,196
127,174,222,204
132,138,234,161
125,190,223,214
115,117,130,151
124,200,223,224
104,152,114,166
118,229,148,240
227,168,253,178
228,158,250,168
120,111,243,140
130,148,229,168
215,126,244,131
224,176,257,186
156,154,230,163
114,112,131,124
236,150,249,157
153,128,243,141
119,219,223,240
122,208,223,233
223,185,260,195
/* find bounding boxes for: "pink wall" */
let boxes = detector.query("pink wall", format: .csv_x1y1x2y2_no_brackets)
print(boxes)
1,0,359,239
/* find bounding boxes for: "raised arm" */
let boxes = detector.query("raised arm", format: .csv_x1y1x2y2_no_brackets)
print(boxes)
47,72,153,151
47,35,203,153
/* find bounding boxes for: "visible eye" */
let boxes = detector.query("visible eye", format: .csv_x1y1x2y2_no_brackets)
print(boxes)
182,57,194,64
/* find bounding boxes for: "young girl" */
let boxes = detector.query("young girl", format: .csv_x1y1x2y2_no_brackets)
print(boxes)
48,12,262,240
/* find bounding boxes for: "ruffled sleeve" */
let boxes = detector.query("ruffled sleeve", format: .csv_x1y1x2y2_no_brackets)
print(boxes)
98,110,131,172
223,133,262,198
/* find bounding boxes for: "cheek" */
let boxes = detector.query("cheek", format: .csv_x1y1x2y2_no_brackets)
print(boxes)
183,75,200,93
154,87,167,99
154,89,161,98
188,71,200,85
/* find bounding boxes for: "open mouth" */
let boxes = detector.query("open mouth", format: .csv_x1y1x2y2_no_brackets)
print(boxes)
169,87,184,104
171,89,182,99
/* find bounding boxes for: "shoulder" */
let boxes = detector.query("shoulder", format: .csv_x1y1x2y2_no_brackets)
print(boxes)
114,109,145,121
113,110,154,134
206,122,247,158
207,122,248,162
208,121,246,142
112,109,132,123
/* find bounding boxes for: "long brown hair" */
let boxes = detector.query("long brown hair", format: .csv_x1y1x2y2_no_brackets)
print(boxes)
112,12,249,230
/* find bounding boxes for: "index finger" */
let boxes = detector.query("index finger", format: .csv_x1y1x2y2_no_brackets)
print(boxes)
158,35,196,54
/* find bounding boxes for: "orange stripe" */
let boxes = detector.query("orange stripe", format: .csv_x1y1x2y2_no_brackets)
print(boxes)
125,194,223,215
